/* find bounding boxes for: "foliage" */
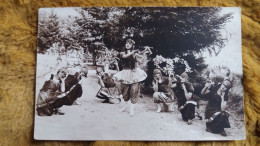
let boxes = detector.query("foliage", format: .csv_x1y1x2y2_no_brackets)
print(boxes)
76,7,232,87
38,10,61,52
99,7,233,57
37,7,234,87
38,7,233,56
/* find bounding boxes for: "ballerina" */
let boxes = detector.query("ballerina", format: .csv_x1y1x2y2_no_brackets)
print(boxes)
113,38,147,117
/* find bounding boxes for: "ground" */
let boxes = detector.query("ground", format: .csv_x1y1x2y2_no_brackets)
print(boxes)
34,54,245,141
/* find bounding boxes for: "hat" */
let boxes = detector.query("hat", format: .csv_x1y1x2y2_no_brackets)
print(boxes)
153,69,161,75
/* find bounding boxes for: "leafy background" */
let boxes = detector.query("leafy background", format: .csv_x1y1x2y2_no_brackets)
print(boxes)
0,0,259,145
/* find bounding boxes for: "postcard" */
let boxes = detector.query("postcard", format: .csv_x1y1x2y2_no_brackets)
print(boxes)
34,7,245,141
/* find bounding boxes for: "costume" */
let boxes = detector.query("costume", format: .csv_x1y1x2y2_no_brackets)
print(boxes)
205,88,230,133
113,52,147,103
153,77,175,103
51,73,83,108
96,73,121,104
36,74,61,116
113,52,147,84
174,81,199,121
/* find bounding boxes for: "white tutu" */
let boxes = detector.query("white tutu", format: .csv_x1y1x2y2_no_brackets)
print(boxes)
113,67,147,84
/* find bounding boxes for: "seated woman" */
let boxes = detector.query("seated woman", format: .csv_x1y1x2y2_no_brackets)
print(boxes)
173,74,201,125
201,79,232,136
96,67,122,104
173,63,201,125
152,69,175,112
36,68,68,116
49,67,88,114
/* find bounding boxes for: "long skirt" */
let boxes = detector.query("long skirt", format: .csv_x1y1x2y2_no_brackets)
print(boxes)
206,111,231,133
180,103,196,121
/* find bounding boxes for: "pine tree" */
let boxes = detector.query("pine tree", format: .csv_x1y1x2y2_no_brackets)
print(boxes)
38,10,61,52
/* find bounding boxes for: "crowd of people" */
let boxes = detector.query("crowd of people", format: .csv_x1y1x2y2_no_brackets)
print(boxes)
36,38,233,137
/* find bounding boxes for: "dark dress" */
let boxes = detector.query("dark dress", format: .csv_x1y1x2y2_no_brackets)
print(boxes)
205,90,230,133
174,82,198,121
51,73,83,108
36,74,61,116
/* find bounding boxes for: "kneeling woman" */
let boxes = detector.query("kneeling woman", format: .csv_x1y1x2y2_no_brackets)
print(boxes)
96,67,122,104
152,69,175,113
201,79,232,136
50,68,86,114
36,68,68,116
174,76,199,125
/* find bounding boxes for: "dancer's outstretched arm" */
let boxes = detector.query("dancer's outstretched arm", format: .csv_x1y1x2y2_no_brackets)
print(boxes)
121,50,138,58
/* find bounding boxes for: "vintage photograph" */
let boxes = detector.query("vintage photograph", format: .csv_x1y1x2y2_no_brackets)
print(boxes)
34,7,245,140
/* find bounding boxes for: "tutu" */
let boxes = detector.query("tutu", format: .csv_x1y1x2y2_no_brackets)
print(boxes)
113,67,147,84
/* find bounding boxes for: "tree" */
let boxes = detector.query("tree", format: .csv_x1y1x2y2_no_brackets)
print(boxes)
72,7,233,86
112,7,232,57
38,10,61,52
58,8,233,84
77,7,233,54
104,8,231,87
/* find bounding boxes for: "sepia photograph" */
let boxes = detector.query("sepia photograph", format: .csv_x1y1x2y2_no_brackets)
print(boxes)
34,7,245,141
